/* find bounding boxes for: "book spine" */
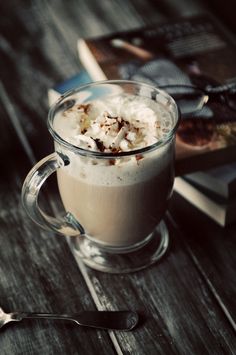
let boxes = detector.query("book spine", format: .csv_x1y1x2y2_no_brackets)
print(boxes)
174,177,226,226
78,39,107,81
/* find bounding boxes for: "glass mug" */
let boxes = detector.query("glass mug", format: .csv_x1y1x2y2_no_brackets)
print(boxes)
22,80,180,273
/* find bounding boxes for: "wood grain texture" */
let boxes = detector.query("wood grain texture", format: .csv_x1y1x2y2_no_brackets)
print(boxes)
0,72,115,355
1,0,236,354
170,194,236,329
74,216,236,355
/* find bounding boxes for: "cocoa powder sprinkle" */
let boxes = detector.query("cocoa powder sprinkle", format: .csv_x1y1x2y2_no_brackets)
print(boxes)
77,104,91,114
94,138,106,152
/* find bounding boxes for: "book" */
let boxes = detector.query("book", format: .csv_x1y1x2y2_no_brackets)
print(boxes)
48,71,92,106
173,177,236,226
185,161,236,199
48,71,236,226
77,13,236,176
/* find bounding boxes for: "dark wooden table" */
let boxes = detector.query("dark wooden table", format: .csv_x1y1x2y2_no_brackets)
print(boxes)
0,1,236,354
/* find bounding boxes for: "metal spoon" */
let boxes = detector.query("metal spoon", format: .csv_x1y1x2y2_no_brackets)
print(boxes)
0,307,138,331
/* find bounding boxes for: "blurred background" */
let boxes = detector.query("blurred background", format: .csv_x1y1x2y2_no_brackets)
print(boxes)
0,0,235,161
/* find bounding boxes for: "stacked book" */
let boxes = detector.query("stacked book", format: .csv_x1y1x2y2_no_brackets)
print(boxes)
174,164,236,226
48,13,236,227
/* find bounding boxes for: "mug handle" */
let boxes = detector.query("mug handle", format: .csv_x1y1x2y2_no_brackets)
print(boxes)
21,152,84,236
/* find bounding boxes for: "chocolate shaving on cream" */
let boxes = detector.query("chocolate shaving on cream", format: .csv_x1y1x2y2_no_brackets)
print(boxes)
58,94,172,153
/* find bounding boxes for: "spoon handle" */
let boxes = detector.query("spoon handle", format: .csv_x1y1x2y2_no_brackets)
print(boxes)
12,310,138,331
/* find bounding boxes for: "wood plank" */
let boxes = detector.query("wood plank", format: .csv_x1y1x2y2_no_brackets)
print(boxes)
0,88,116,354
170,192,236,329
71,216,236,355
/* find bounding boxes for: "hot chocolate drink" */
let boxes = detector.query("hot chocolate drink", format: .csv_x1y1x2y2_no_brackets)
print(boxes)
53,93,176,247
22,81,179,271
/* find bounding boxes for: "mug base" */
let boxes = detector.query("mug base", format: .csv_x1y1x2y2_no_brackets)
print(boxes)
69,220,169,273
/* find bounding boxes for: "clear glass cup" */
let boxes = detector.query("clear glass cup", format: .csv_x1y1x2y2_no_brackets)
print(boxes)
22,80,180,273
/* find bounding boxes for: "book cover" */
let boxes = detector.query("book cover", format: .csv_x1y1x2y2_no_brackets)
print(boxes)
47,69,236,226
78,14,236,176
48,71,92,106
185,161,236,199
174,177,236,227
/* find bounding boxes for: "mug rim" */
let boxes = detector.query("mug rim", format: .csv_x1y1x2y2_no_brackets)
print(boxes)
47,79,180,158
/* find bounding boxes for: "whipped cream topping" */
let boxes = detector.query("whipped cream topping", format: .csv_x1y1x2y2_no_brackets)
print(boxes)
56,94,173,153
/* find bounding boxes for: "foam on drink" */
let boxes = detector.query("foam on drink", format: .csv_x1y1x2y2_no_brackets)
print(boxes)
55,94,173,154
